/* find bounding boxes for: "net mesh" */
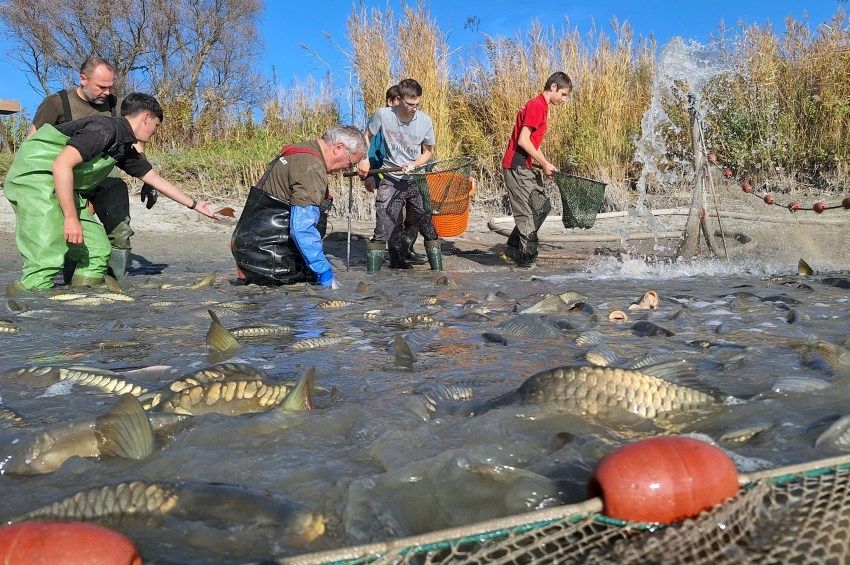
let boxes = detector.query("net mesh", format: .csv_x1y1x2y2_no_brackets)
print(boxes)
285,460,850,565
410,157,475,216
554,173,607,229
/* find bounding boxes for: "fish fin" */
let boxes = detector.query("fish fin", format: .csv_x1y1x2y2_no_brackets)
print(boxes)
103,275,124,293
393,335,416,367
189,273,216,289
137,390,165,410
468,462,551,483
280,367,316,411
95,394,155,460
206,310,240,352
640,360,729,400
470,391,523,415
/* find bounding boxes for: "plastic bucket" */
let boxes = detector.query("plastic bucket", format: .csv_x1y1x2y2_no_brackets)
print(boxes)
429,176,476,237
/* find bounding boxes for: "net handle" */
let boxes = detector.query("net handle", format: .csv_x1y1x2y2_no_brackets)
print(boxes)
407,156,475,177
342,166,402,178
531,163,607,186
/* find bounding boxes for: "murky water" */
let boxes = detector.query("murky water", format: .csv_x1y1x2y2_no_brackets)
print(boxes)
1,260,849,563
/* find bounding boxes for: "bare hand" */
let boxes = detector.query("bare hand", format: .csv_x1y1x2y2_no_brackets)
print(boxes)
64,217,84,244
401,162,414,173
85,201,95,214
193,201,223,220
542,161,558,177
356,157,370,177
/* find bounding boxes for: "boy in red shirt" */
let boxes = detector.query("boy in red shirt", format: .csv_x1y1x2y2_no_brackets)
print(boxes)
501,72,573,267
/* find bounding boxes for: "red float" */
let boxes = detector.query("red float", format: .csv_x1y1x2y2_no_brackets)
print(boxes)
788,201,802,212
707,152,717,163
741,181,753,193
843,196,850,210
588,436,739,524
813,201,826,214
0,521,141,565
722,167,733,178
763,194,774,205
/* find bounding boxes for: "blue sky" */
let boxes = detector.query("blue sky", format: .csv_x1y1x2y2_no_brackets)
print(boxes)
0,1,844,119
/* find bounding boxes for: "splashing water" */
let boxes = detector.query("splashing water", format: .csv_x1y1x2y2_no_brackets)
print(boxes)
632,38,735,233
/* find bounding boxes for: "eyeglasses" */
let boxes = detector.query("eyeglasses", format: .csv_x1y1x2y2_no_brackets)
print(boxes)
401,100,421,109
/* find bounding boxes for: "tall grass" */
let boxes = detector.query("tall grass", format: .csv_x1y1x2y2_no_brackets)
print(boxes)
3,7,850,221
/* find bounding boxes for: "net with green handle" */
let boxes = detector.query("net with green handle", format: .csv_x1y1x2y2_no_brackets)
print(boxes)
408,157,475,216
553,172,607,229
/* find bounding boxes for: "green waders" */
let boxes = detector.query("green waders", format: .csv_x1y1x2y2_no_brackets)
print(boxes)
3,124,115,290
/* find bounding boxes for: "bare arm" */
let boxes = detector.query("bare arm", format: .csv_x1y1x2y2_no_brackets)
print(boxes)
51,146,86,244
356,129,374,176
403,143,434,172
138,170,219,219
517,126,556,176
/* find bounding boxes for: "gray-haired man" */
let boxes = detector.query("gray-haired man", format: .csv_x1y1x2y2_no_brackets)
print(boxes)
231,125,367,287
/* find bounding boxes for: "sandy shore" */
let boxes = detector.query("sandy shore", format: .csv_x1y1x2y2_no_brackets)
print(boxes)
1,187,848,283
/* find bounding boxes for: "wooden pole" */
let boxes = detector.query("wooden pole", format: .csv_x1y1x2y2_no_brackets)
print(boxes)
679,95,707,260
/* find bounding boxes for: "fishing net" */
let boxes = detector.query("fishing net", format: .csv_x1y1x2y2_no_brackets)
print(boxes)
553,172,607,229
409,157,475,216
283,455,850,565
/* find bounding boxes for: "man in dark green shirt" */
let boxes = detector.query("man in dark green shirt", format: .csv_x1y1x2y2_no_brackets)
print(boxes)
6,93,220,292
28,57,148,279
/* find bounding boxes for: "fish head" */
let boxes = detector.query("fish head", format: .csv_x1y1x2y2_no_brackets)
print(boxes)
3,431,57,475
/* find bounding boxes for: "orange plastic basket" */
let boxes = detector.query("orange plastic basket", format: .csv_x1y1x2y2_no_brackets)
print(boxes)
427,175,476,237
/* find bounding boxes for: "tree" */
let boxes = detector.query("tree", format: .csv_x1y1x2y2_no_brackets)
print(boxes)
0,0,265,140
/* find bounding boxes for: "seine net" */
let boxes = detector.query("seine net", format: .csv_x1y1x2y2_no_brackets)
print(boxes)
553,172,607,229
410,157,475,216
283,457,850,565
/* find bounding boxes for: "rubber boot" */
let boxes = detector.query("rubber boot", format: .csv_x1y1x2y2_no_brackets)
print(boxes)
62,257,76,286
70,274,104,287
424,239,443,271
402,234,427,265
107,248,131,279
366,242,386,273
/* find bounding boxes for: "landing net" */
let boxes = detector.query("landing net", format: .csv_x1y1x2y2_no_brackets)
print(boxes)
553,172,607,229
283,454,850,564
409,157,475,216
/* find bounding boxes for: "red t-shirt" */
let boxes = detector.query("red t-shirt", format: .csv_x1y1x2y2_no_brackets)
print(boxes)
502,93,549,169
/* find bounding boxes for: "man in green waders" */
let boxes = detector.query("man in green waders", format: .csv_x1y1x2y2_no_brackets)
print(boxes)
5,92,220,292
27,57,148,280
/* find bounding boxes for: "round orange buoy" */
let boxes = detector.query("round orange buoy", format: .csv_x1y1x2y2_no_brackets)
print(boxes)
722,167,733,178
813,201,826,214
763,194,774,205
707,152,717,163
788,201,802,212
0,521,141,565
741,180,752,193
588,436,739,524
843,196,850,210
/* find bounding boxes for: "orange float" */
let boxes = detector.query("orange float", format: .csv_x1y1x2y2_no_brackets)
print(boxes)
843,196,850,210
763,194,774,205
741,180,752,193
0,521,141,565
588,436,739,524
813,201,826,214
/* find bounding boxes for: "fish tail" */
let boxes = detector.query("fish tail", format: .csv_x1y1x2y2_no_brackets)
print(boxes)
280,367,316,411
95,394,156,459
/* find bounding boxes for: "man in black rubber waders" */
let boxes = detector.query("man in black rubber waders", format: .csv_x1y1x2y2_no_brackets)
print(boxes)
501,72,573,268
231,125,367,288
356,78,443,272
28,57,153,280
5,93,221,293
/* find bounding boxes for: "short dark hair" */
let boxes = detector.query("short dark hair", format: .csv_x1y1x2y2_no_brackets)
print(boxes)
120,92,164,122
544,72,572,91
397,78,422,99
386,85,401,103
80,57,114,76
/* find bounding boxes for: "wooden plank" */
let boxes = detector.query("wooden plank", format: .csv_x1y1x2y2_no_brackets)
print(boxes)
0,99,22,114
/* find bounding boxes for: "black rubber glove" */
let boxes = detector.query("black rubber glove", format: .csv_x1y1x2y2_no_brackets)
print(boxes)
140,183,158,209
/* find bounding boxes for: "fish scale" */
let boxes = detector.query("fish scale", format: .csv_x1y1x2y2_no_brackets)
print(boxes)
0,404,24,425
59,367,148,397
155,379,291,415
14,482,178,522
167,363,268,392
496,365,719,420
229,324,293,337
